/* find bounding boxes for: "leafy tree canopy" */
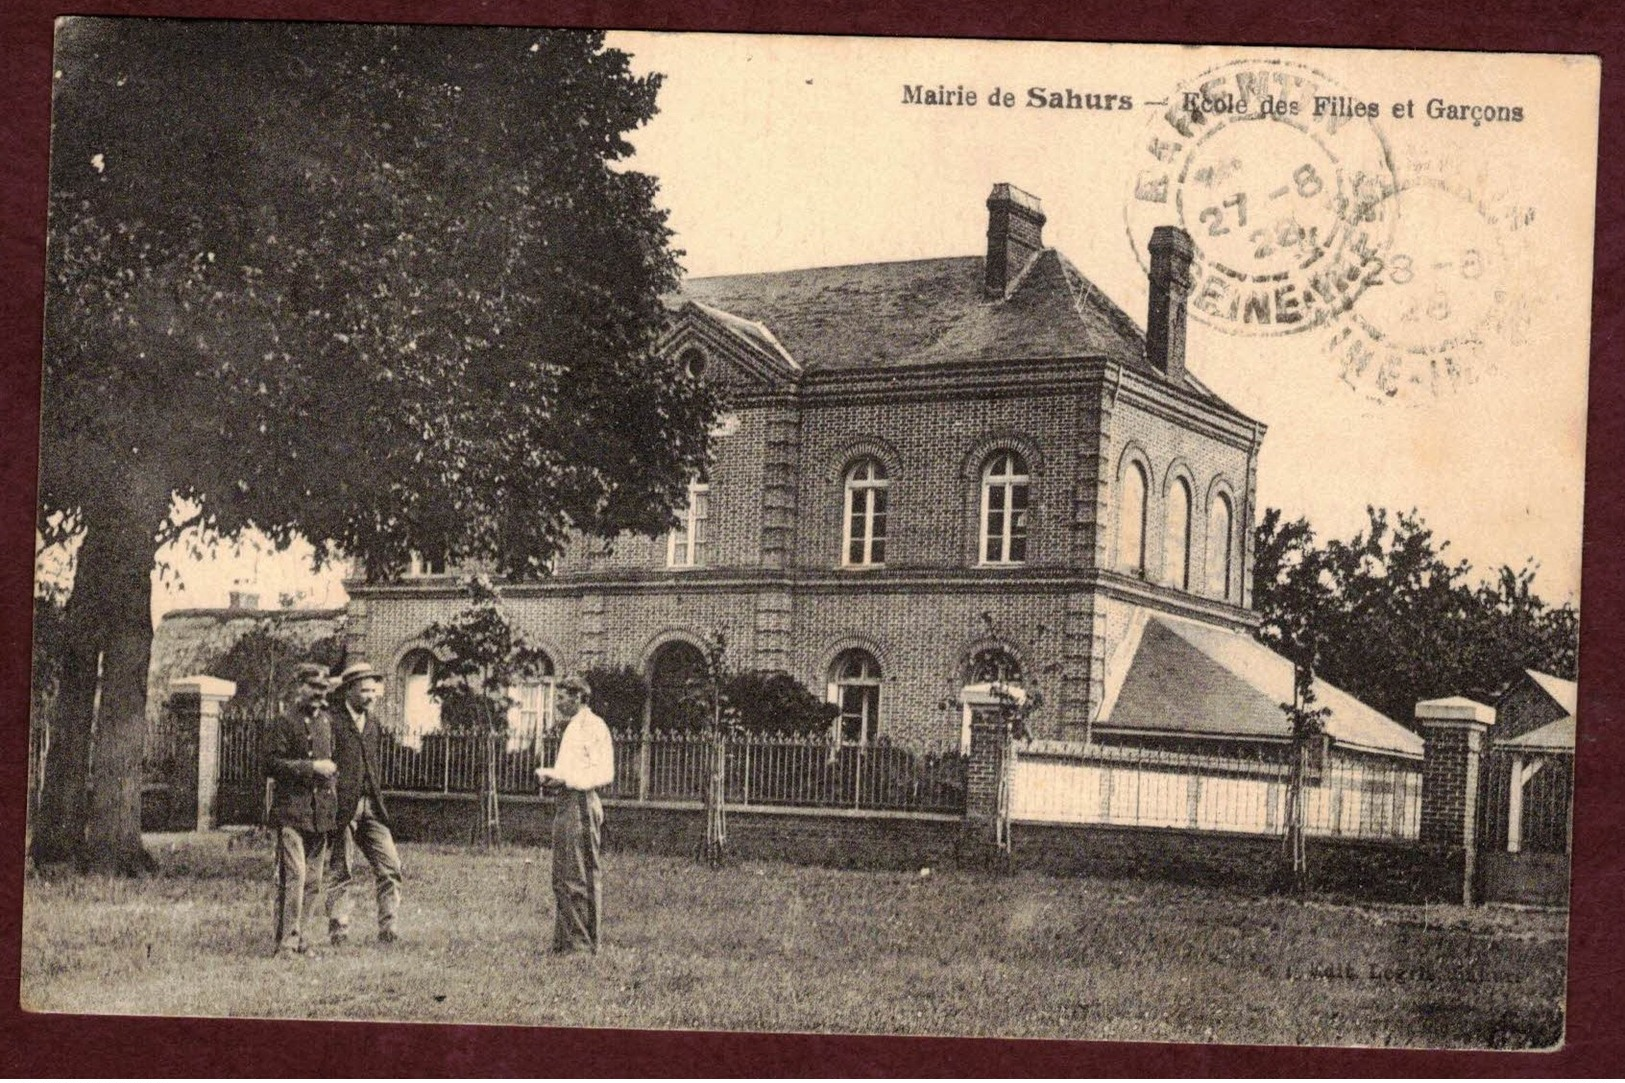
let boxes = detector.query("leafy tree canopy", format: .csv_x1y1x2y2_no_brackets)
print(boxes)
425,578,551,735
1253,506,1578,726
35,20,717,871
44,19,718,575
581,665,649,734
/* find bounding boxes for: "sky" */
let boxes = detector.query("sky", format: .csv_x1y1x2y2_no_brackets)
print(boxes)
117,32,1597,618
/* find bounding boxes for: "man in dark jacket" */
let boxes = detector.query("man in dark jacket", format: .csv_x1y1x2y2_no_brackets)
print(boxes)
326,661,404,945
264,663,339,956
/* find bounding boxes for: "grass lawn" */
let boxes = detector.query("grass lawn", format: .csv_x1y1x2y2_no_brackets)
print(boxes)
21,831,1566,1048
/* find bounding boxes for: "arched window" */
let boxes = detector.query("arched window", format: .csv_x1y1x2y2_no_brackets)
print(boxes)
399,649,440,750
1117,460,1148,575
828,649,882,744
1207,491,1235,600
967,647,1022,685
980,452,1030,565
842,459,889,566
1166,476,1192,590
649,640,709,730
506,652,557,747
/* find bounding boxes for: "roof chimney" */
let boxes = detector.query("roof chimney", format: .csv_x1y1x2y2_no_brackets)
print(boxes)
985,183,1046,297
1146,225,1195,381
228,590,259,611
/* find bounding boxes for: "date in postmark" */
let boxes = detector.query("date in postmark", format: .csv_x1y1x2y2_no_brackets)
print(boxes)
1125,59,1398,337
1324,171,1532,402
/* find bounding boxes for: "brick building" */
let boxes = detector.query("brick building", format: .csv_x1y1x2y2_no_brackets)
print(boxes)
346,183,1418,764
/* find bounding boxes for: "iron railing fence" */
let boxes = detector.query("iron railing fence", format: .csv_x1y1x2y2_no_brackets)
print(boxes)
1012,739,1422,841
376,727,968,815
143,700,189,780
1477,748,1573,855
217,700,272,786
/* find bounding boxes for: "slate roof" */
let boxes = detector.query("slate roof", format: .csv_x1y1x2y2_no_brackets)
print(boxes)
1498,715,1575,753
1524,669,1578,717
1098,609,1424,759
673,250,1240,413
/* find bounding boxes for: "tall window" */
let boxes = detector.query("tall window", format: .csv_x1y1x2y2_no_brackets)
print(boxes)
980,452,1030,564
507,653,557,747
1117,460,1148,575
829,649,882,744
1166,477,1192,590
842,459,889,566
650,640,710,730
667,481,710,567
1207,492,1235,600
399,649,440,750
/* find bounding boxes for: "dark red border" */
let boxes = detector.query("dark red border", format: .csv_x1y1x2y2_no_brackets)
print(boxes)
4,2,1622,1076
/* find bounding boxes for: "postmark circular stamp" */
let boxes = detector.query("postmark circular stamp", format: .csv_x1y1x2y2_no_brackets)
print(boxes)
1125,60,1399,337
1322,173,1530,402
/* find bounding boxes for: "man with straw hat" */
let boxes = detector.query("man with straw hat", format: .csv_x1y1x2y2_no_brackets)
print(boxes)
326,661,404,946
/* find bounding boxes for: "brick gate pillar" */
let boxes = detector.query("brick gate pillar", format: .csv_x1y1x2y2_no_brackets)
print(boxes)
169,676,237,831
960,687,1017,869
1416,696,1495,905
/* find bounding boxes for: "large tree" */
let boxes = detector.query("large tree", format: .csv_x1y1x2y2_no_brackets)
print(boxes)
1253,507,1578,727
36,21,719,871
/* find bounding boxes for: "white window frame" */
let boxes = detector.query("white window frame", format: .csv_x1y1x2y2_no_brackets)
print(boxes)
399,650,441,750
506,676,557,750
827,650,882,745
979,452,1030,565
841,459,889,567
667,481,710,568
404,552,447,577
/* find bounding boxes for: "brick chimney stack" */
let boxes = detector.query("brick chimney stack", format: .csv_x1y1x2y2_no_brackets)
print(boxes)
1146,225,1195,382
985,183,1046,297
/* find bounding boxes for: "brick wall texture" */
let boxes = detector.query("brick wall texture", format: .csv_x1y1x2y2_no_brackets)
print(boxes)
353,365,1262,752
384,793,1452,902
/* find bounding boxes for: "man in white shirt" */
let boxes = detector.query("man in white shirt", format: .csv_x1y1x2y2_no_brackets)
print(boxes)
535,675,614,954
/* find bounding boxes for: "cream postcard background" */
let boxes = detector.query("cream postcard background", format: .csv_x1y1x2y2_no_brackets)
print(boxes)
151,36,1598,612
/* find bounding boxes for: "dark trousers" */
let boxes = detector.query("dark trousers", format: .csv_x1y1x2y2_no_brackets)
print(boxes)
551,788,604,954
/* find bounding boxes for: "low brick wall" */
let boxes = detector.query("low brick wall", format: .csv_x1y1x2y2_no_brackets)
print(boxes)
385,791,1451,901
386,792,963,871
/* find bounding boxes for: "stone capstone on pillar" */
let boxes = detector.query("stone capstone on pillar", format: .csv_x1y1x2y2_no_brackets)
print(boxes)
1415,695,1495,905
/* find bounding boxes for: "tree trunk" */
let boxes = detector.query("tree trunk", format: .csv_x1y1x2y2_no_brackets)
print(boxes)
699,685,727,866
1282,741,1309,893
81,507,162,874
32,521,119,865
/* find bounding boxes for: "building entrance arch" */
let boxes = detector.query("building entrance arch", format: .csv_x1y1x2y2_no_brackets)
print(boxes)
647,639,709,732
